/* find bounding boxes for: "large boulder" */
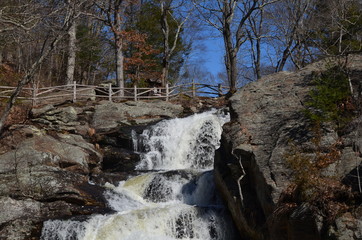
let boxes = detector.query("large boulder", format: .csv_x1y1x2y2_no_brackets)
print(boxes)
91,100,184,132
31,104,85,132
0,125,107,239
215,55,362,239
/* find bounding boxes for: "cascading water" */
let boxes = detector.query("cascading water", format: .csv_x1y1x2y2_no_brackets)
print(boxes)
41,109,238,240
134,110,228,171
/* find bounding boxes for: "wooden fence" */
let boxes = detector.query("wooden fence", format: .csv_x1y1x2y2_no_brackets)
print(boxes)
0,82,229,106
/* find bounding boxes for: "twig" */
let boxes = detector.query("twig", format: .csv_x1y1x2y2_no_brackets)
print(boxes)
232,149,246,207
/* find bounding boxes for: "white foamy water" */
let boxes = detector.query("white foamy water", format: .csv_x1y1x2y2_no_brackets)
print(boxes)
42,203,233,240
135,110,229,170
41,110,237,240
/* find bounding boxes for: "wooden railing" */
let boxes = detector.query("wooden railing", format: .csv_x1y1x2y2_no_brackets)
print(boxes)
0,82,229,106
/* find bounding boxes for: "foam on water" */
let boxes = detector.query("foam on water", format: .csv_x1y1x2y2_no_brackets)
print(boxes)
41,110,236,240
42,204,233,240
134,110,229,170
104,170,222,210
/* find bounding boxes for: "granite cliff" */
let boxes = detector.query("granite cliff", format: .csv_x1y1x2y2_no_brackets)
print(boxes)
215,55,362,240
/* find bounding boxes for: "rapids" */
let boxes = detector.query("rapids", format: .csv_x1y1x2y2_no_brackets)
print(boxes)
41,109,238,240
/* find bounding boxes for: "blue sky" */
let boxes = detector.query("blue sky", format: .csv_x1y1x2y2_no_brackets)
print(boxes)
202,38,225,76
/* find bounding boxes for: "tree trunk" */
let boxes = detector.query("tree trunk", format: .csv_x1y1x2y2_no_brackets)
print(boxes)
229,52,238,93
255,36,261,79
159,0,187,87
276,47,290,72
115,34,124,97
160,1,170,87
224,47,238,94
111,0,125,97
66,20,77,85
223,11,238,94
161,56,170,87
16,40,22,73
276,34,298,72
0,33,66,134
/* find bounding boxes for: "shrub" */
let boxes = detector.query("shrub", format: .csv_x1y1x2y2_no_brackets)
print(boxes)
283,140,353,223
304,65,353,127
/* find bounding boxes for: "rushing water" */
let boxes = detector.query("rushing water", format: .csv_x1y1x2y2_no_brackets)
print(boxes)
41,110,237,240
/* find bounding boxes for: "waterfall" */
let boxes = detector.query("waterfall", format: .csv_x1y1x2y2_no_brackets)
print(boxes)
41,109,238,240
134,110,229,170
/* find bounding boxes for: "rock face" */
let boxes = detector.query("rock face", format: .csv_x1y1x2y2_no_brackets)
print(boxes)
0,125,106,240
0,98,208,239
215,55,362,240
92,100,184,133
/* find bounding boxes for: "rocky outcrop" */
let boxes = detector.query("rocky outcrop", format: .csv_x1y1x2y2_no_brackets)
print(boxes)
1,98,219,239
91,100,184,133
215,55,362,240
0,125,107,239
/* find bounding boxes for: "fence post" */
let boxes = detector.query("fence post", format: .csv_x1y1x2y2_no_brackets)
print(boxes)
192,80,196,98
73,81,77,102
108,83,112,102
218,84,222,97
32,83,38,107
166,83,169,101
134,85,137,101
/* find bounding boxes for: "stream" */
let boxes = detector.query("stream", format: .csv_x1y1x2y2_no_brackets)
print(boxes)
41,110,238,240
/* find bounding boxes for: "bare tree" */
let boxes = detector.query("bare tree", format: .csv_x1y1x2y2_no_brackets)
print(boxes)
194,0,278,94
0,2,78,134
312,0,362,56
65,1,78,85
268,0,316,72
245,0,269,79
65,0,95,85
0,1,41,70
159,0,191,87
94,0,138,96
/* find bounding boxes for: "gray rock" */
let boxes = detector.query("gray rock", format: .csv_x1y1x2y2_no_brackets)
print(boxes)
31,106,81,132
215,55,362,240
0,197,42,226
328,211,362,240
0,125,108,239
92,101,183,132
78,88,96,101
0,126,101,198
31,104,55,118
46,106,78,123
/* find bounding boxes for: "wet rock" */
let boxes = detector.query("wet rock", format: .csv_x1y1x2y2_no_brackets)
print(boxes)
102,146,140,172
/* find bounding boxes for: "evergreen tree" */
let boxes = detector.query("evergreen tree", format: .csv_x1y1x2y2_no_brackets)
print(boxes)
134,1,190,85
75,24,102,84
311,0,362,56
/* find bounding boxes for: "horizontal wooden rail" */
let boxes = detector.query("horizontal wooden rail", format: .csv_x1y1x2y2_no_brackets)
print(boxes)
0,81,229,106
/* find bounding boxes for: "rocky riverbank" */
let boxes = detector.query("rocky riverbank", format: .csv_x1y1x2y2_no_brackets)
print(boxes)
1,55,362,240
215,55,362,240
0,97,224,239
